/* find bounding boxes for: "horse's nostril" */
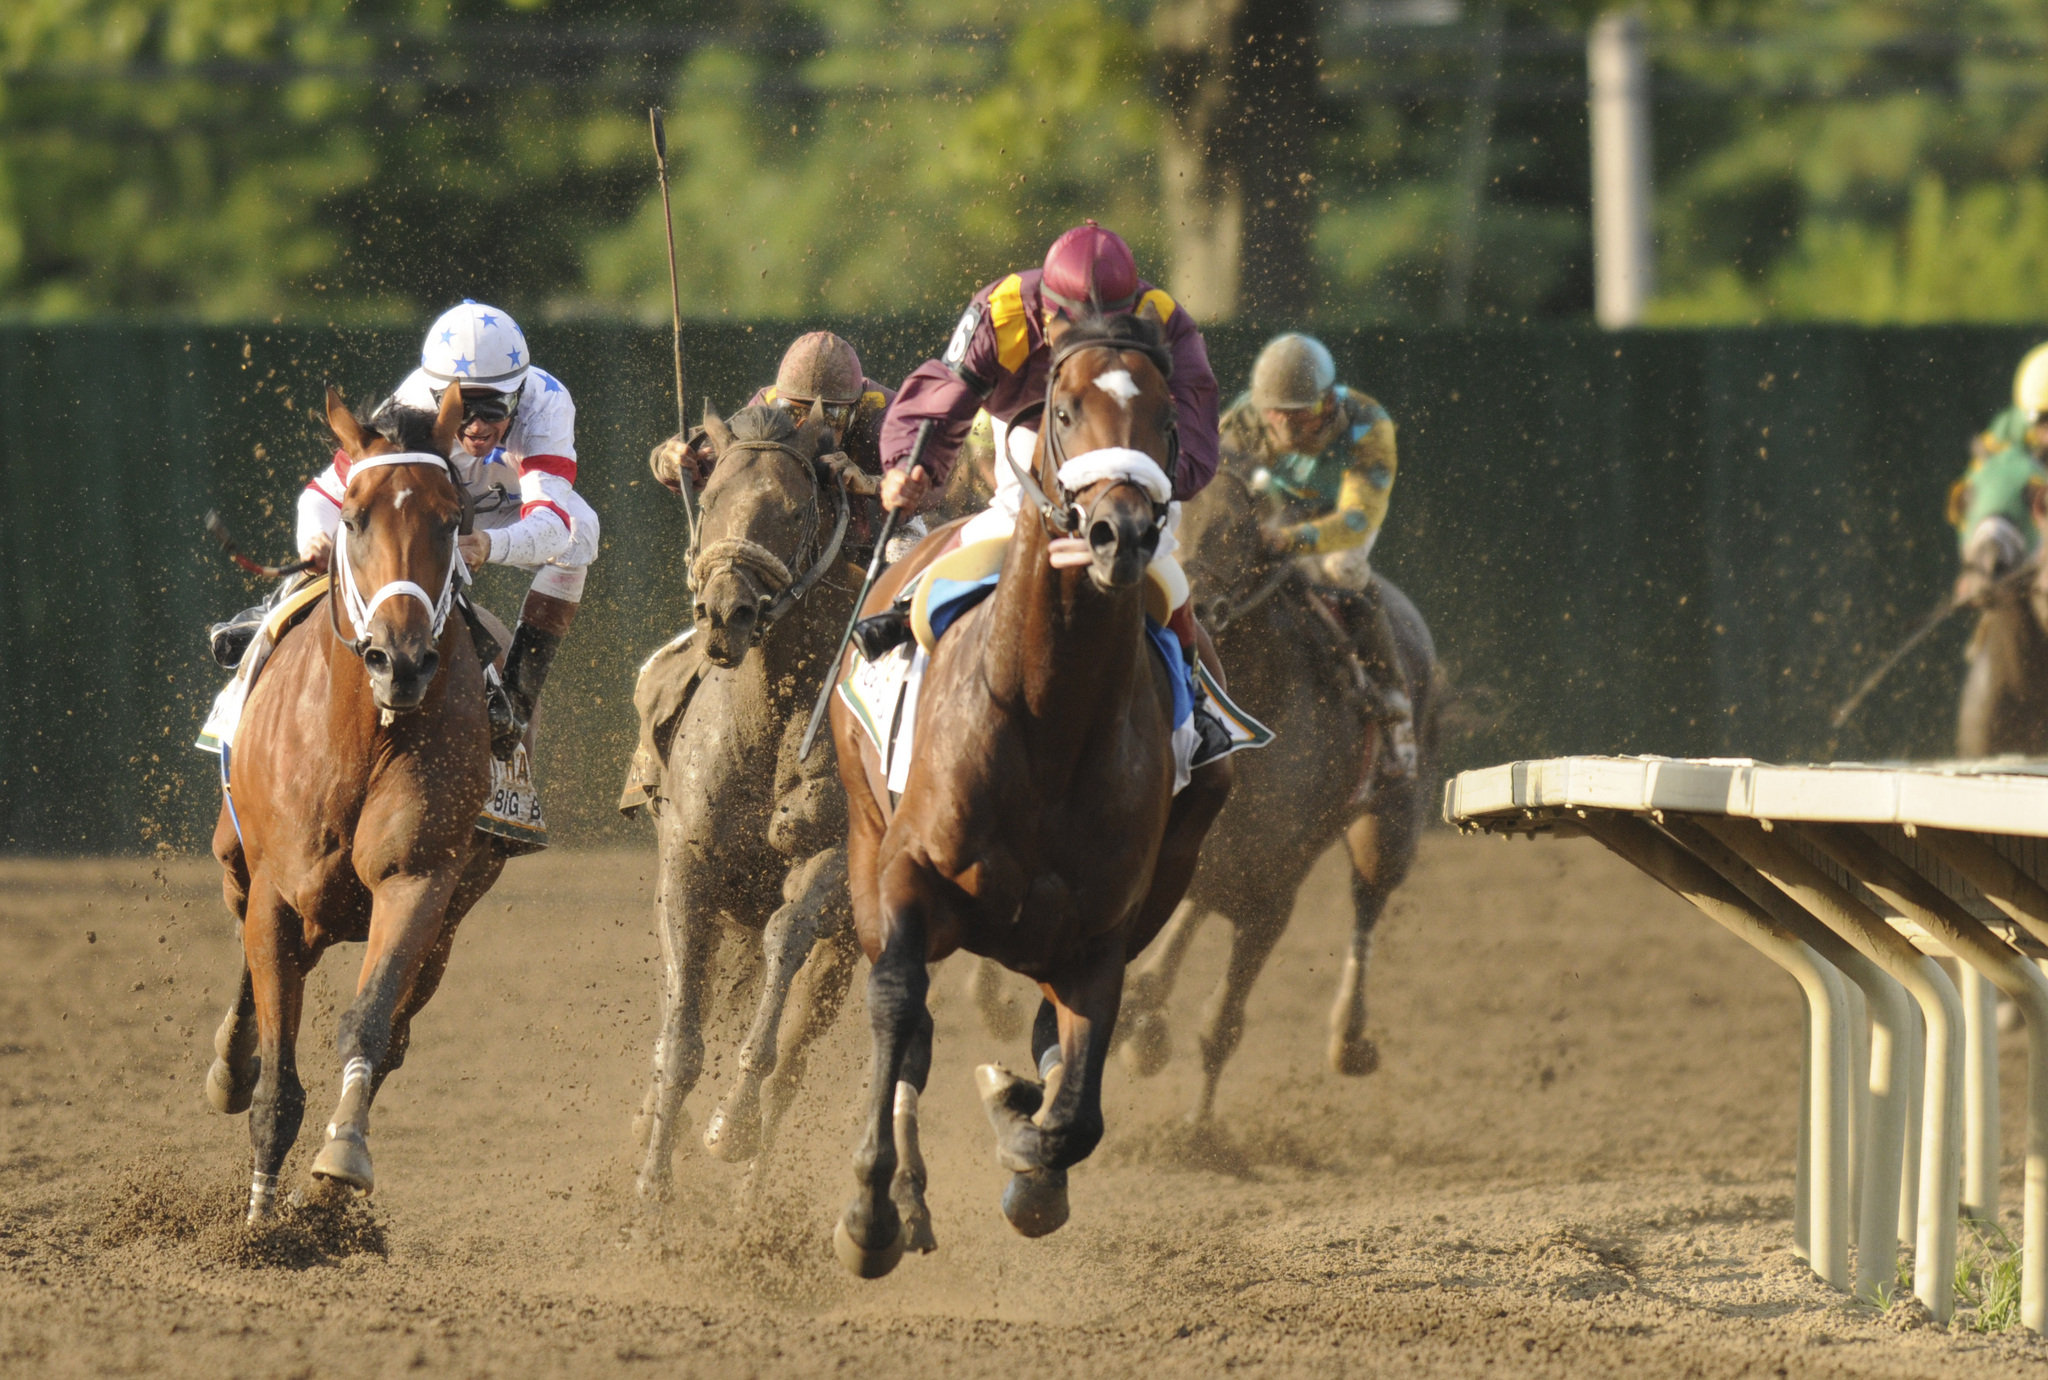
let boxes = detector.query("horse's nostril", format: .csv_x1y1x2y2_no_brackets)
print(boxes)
415,651,439,683
364,648,390,675
1090,519,1117,553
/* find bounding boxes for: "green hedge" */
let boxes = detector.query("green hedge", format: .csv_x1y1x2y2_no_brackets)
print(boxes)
0,322,2024,852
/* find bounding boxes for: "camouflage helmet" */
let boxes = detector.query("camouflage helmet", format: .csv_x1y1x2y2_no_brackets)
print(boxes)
775,331,864,406
2016,342,2048,419
1250,333,1337,410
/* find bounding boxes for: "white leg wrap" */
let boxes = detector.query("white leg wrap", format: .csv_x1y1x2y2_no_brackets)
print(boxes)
893,1080,919,1119
341,1056,373,1094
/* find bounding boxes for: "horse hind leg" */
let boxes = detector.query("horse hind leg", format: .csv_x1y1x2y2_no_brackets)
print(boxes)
242,878,311,1222
1330,807,1418,1077
705,848,846,1165
205,966,261,1115
966,955,1029,1041
1118,900,1205,1079
889,996,938,1254
759,919,858,1162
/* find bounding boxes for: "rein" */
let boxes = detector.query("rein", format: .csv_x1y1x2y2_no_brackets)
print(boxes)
691,437,850,631
326,451,468,658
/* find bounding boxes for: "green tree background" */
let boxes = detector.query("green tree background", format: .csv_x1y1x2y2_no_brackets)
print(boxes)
9,0,2048,326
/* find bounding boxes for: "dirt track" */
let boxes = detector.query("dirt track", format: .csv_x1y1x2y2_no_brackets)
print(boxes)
1,834,2039,1377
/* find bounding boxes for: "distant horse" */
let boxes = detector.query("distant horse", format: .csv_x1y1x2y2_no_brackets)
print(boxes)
1957,515,2048,757
1117,467,1439,1118
631,403,864,1199
827,310,1231,1276
205,383,510,1221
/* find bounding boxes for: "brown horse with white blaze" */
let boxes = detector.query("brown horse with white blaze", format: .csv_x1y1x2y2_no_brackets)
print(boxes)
206,382,510,1221
827,311,1232,1277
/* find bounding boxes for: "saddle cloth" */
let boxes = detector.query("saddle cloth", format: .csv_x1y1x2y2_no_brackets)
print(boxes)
195,576,546,853
841,537,1217,795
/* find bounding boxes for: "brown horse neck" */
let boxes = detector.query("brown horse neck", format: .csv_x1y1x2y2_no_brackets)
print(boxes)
979,510,1148,720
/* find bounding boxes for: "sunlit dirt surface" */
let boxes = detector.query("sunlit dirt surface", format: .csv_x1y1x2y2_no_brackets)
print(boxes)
2,835,2039,1377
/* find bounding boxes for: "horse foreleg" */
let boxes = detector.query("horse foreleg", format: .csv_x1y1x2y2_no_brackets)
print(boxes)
705,847,847,1165
978,937,1123,1239
370,851,499,1099
1192,909,1289,1122
1330,804,1418,1077
311,872,460,1196
243,877,310,1222
835,874,931,1279
634,830,719,1201
1118,899,1204,1078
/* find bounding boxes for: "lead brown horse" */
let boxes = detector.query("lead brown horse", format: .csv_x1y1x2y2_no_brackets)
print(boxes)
206,382,511,1221
827,311,1231,1277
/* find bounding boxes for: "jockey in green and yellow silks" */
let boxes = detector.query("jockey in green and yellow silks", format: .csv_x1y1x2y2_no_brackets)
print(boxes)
1218,332,1414,780
1950,343,2048,602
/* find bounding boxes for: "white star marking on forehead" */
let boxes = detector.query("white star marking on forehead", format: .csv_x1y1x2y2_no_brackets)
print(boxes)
392,486,412,510
1095,368,1141,408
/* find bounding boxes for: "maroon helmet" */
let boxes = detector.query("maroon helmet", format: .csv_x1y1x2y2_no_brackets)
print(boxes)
1041,220,1139,317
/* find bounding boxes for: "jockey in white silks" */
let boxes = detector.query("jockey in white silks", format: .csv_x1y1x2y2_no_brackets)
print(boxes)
295,300,600,758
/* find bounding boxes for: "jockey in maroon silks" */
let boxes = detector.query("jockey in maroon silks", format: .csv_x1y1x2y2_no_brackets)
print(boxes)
876,221,1235,765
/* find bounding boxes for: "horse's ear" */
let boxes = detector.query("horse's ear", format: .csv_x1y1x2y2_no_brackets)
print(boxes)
701,401,733,457
431,379,465,454
1045,314,1076,352
1136,296,1165,328
326,386,367,457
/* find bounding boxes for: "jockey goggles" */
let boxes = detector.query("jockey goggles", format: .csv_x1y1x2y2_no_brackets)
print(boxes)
781,396,856,430
438,385,522,425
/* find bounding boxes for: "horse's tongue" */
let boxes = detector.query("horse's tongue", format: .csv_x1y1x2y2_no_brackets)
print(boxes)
1047,537,1092,569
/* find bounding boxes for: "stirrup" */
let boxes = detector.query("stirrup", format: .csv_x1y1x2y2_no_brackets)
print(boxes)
851,609,913,661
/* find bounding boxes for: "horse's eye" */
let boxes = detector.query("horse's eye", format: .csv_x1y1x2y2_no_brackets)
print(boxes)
1055,407,1072,427
341,513,362,534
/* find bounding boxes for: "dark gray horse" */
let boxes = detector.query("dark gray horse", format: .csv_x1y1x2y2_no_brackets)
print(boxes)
1113,467,1440,1121
630,403,864,1200
1955,516,2048,757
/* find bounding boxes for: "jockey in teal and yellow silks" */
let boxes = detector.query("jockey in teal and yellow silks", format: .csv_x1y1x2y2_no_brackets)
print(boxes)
1950,343,2048,602
1219,332,1414,779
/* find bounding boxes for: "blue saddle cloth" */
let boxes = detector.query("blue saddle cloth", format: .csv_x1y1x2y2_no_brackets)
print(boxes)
922,570,1193,729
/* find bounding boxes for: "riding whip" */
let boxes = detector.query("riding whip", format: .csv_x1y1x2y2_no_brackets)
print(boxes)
798,420,932,762
650,106,700,553
1829,556,2039,728
204,509,310,579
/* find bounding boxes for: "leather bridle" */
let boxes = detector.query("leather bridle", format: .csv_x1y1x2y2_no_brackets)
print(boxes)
1005,329,1178,539
689,436,850,638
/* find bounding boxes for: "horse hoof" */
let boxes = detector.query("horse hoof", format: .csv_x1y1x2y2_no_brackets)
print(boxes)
833,1217,906,1278
1001,1168,1070,1238
204,1056,256,1115
1329,1034,1380,1077
975,1063,1044,1121
310,1132,375,1193
902,1206,938,1255
1120,1012,1171,1079
702,1101,760,1164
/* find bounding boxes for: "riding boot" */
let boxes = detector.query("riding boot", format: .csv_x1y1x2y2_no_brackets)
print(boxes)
1172,605,1236,770
207,605,267,669
1353,578,1416,782
492,623,561,761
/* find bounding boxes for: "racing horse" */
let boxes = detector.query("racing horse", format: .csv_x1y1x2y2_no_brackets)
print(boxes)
631,402,864,1199
827,309,1231,1276
1956,512,2048,757
1116,466,1440,1118
204,382,510,1221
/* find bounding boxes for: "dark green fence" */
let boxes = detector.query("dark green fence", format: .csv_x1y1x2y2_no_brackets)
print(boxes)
0,323,2029,853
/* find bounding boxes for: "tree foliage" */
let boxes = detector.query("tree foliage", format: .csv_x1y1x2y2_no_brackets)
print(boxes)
6,0,2048,324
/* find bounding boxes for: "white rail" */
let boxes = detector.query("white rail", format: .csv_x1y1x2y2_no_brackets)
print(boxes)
1445,755,2048,1331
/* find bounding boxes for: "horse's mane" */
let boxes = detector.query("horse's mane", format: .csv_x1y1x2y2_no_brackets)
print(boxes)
1059,310,1173,381
724,401,805,448
366,399,444,453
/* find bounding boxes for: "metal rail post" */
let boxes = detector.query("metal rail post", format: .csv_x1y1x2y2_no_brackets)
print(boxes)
1581,815,1852,1289
1676,820,1911,1302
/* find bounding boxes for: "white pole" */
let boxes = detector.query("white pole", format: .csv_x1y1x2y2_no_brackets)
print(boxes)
1588,11,1654,328
1960,962,2002,1225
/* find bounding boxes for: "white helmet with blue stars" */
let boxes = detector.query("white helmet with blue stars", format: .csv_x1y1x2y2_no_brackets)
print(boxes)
421,300,530,394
